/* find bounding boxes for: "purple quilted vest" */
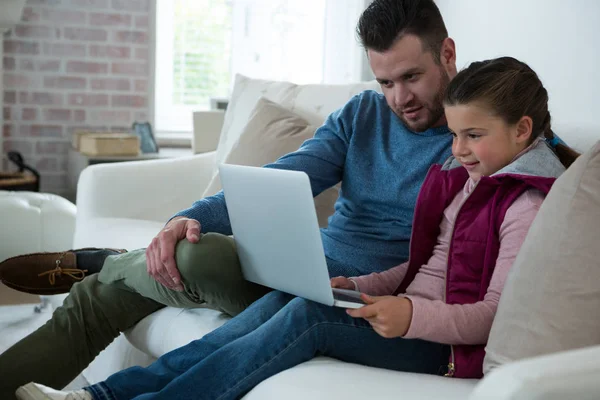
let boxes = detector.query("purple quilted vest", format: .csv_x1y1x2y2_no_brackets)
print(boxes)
394,164,555,378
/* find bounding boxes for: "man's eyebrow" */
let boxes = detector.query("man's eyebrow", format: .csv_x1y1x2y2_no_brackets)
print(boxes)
376,67,423,83
399,67,421,77
394,68,423,80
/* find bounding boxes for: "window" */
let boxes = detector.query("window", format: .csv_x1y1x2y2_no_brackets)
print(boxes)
172,1,232,107
154,0,368,136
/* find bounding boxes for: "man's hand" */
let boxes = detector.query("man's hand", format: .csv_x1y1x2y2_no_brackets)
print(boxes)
330,276,355,290
146,217,201,291
347,295,413,338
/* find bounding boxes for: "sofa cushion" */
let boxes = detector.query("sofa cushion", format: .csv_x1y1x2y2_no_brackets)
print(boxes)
125,320,478,400
125,313,477,400
484,140,600,373
471,345,600,400
125,306,231,358
245,357,477,400
216,74,381,169
204,97,339,227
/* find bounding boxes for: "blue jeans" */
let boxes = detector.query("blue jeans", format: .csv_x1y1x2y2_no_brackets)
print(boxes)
87,291,450,400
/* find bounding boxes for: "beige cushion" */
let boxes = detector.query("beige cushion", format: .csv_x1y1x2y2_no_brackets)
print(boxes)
204,97,339,228
484,141,600,374
216,74,381,169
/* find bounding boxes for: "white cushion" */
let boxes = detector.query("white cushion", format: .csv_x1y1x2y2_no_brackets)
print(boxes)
246,357,477,400
83,334,157,384
484,140,600,373
204,97,339,228
125,306,231,358
215,74,381,168
126,310,477,400
471,345,600,400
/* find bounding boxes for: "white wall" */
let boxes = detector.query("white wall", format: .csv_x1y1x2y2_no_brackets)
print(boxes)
360,0,376,81
436,0,600,150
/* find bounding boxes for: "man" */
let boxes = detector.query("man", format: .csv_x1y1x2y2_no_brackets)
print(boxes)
0,0,457,397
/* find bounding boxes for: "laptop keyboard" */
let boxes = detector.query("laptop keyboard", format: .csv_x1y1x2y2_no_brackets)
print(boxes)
332,288,366,305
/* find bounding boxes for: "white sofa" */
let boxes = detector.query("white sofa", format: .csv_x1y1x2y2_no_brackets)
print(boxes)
73,75,600,399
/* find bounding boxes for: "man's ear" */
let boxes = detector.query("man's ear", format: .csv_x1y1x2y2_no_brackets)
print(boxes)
515,116,533,144
439,38,457,78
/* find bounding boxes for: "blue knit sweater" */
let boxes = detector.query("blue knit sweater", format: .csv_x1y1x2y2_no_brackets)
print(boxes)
173,91,453,275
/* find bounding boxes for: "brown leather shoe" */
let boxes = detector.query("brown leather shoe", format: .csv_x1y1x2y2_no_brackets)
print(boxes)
0,248,126,295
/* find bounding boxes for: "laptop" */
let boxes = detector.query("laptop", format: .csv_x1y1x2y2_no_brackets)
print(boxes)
218,164,365,309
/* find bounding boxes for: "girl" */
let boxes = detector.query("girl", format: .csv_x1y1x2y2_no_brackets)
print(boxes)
17,57,579,400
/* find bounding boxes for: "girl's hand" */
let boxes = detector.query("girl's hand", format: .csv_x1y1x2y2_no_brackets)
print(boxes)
347,295,413,338
330,276,355,290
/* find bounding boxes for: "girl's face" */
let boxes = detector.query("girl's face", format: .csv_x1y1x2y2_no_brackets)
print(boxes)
445,103,532,181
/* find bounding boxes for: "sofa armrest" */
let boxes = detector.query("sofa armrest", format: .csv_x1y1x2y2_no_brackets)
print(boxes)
76,152,216,223
469,345,600,400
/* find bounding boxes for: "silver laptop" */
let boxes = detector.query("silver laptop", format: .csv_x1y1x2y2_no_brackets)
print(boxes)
219,164,365,309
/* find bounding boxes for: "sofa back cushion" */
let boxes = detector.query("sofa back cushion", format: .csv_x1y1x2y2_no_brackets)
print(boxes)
216,74,381,168
204,97,340,227
484,140,600,373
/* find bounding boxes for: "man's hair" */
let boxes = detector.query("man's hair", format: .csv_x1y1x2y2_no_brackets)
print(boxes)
356,0,448,63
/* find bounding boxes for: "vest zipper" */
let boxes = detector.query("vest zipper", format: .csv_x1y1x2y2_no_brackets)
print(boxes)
445,361,455,377
443,179,480,377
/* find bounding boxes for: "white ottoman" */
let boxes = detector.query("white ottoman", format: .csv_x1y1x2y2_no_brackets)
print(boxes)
0,191,76,306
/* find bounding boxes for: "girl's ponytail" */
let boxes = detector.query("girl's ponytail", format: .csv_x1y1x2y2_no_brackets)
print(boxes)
541,112,580,168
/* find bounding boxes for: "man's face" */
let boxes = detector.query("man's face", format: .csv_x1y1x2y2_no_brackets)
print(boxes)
368,35,454,132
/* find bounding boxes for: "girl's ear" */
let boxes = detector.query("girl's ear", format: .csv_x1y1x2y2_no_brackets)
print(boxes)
515,116,533,144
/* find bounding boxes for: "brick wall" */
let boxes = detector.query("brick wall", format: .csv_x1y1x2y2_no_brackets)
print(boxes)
2,0,152,196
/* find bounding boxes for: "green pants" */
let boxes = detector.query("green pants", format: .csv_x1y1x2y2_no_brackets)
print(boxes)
0,233,270,400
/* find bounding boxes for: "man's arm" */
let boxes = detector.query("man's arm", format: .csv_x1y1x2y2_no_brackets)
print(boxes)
171,97,359,234
150,95,363,288
263,105,354,196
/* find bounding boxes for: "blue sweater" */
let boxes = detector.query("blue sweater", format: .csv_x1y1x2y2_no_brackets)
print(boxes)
173,91,453,275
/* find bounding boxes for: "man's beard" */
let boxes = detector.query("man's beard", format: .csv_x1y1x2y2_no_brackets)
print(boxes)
398,70,450,132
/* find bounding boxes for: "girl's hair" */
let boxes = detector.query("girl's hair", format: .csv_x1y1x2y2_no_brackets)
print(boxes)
444,56,579,168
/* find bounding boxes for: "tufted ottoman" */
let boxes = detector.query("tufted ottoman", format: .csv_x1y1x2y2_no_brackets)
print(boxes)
0,191,76,307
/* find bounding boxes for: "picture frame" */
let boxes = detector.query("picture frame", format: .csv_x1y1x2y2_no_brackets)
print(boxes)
210,97,229,111
132,121,159,154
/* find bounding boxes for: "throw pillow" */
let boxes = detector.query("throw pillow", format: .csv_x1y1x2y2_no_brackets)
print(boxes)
203,97,340,228
484,140,600,374
215,74,381,168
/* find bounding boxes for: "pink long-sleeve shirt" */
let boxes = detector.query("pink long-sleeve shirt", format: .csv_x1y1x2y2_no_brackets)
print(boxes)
351,179,544,346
